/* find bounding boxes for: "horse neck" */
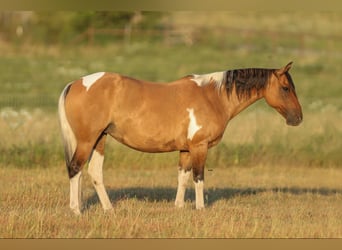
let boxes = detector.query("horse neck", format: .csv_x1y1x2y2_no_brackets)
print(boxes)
223,89,264,120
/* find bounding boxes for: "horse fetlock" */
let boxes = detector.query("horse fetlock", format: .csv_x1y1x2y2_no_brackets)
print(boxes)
175,199,185,208
71,207,82,215
103,205,114,212
100,196,113,210
196,204,205,210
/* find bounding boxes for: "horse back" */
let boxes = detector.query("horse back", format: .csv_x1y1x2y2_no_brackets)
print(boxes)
64,72,227,152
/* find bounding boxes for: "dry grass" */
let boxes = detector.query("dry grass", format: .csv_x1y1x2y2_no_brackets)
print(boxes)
0,164,341,238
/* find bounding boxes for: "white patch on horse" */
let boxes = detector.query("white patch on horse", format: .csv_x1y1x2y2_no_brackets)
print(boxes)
186,108,202,140
69,171,82,215
82,72,105,91
194,180,204,209
191,71,226,87
88,150,113,211
175,169,191,207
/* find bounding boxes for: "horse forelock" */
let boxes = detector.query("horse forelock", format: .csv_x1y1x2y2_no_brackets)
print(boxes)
225,68,273,99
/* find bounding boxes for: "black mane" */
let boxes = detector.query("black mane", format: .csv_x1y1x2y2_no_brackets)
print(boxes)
225,68,273,99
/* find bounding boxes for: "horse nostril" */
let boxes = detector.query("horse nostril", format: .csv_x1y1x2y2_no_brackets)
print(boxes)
295,115,303,125
298,114,303,123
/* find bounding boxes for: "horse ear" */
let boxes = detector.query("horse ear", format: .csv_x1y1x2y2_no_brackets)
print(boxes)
276,61,293,76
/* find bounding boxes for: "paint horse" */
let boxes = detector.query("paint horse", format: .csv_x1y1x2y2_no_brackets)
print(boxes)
58,62,302,214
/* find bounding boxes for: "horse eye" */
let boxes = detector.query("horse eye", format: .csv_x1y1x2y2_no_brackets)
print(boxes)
282,86,289,92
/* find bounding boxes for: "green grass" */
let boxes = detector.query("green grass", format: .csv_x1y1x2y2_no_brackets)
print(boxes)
0,107,341,169
0,12,341,111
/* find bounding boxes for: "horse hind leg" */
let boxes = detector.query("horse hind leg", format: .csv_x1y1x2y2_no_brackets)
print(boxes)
69,171,82,215
87,134,113,211
68,141,94,214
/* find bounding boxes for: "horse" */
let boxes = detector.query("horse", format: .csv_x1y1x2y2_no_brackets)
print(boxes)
58,61,302,214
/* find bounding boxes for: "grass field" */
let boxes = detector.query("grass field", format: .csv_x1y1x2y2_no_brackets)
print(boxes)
0,12,341,238
1,165,341,238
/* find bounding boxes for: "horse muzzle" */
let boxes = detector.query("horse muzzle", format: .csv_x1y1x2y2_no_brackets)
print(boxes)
286,113,303,126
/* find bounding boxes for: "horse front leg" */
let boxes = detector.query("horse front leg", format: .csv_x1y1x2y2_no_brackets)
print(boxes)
190,142,208,210
175,151,192,208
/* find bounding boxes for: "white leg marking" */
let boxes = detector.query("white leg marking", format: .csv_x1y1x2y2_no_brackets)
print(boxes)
186,108,202,140
88,150,113,211
82,72,105,91
175,169,191,208
194,180,205,209
70,171,82,215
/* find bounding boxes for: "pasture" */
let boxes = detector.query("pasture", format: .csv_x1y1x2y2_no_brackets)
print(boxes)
0,12,341,238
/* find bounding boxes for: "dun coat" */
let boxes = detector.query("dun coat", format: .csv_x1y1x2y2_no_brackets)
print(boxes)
58,62,302,214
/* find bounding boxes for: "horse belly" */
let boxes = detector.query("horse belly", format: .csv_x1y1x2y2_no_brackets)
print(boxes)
108,121,185,153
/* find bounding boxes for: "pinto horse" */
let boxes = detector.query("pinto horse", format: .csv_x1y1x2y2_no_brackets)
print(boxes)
58,62,302,214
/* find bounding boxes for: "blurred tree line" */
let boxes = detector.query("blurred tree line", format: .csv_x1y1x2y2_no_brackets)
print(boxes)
0,11,168,45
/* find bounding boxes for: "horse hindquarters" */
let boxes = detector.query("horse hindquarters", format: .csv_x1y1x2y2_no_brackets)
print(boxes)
59,83,111,214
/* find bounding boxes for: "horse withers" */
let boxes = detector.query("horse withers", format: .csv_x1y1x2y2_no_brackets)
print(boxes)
58,62,302,214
